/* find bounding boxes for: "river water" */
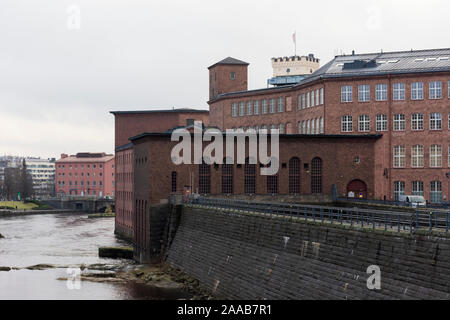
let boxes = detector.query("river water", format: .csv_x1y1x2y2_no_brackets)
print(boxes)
0,213,190,300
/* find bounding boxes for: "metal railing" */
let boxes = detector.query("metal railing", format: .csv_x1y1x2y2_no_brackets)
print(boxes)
185,196,450,234
337,197,449,209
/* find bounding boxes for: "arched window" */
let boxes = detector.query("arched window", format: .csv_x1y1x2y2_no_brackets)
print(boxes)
289,157,301,194
244,157,256,194
199,162,210,194
222,158,233,194
171,171,177,192
311,157,322,193
267,173,278,194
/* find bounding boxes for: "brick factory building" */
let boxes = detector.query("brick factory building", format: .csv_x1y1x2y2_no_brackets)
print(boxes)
55,152,115,197
112,48,450,242
110,109,209,238
208,49,450,204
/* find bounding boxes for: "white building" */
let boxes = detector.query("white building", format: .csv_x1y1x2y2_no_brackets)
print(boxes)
25,157,55,198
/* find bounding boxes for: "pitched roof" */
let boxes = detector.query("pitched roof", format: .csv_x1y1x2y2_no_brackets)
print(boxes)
208,57,249,69
299,48,450,84
110,108,208,115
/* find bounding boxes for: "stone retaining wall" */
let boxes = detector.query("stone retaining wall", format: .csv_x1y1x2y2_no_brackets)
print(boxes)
166,205,450,299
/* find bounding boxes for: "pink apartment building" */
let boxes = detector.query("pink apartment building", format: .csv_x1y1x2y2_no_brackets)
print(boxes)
55,152,115,197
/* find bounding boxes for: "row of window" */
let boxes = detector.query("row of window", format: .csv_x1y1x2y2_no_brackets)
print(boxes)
231,123,289,133
194,157,323,195
57,164,103,169
393,145,450,168
341,113,450,132
58,172,103,177
298,118,324,134
57,180,104,186
341,81,450,103
231,97,285,117
297,88,324,109
394,181,443,203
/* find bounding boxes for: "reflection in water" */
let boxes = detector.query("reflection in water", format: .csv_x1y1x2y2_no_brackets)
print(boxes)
0,213,190,300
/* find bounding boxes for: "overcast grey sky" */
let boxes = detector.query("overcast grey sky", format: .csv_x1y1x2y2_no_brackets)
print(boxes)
1,0,449,159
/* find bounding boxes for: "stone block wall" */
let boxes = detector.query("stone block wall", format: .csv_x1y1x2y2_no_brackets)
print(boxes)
166,206,450,299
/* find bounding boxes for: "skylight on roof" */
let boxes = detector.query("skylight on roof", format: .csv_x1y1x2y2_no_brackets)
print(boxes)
414,58,424,62
425,57,437,61
378,60,387,64
387,60,399,63
438,57,449,60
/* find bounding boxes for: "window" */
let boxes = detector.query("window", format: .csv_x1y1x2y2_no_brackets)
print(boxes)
269,99,276,113
375,84,388,101
311,119,315,134
449,81,450,98
278,97,284,112
449,146,450,167
239,102,244,116
230,72,235,80
311,158,322,194
430,113,442,130
315,89,320,106
306,120,310,134
289,157,300,194
171,172,177,192
302,120,306,134
307,92,310,107
316,118,320,134
341,86,352,102
278,123,284,134
341,115,353,132
393,114,405,131
429,81,442,99
412,181,424,196
430,145,442,167
302,94,306,108
393,145,405,168
411,82,423,100
254,100,259,115
311,91,315,107
394,181,405,201
358,85,370,102
297,94,302,110
199,162,210,194
298,121,302,133
244,158,256,194
320,117,324,133
262,99,268,114
376,114,387,131
358,115,370,132
411,145,424,167
246,101,252,116
393,83,405,100
430,181,442,203
320,88,324,105
411,113,424,131
221,163,233,194
267,174,278,194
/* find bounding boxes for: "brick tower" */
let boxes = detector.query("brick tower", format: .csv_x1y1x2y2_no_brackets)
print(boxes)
208,57,249,101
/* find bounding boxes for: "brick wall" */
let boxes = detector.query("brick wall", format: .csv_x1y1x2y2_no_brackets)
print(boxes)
166,206,450,299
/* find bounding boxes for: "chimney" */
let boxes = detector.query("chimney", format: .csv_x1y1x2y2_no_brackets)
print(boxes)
61,153,68,159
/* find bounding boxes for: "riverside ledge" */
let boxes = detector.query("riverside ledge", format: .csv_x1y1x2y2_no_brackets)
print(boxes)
0,209,75,217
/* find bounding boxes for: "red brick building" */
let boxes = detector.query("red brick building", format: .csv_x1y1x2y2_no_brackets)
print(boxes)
208,49,450,203
55,153,115,197
111,109,209,239
112,48,450,249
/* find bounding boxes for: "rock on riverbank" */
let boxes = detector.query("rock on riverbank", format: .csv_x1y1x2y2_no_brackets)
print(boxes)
98,246,133,259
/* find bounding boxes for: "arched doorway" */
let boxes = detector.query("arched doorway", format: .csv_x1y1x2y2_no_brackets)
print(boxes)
347,179,367,199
